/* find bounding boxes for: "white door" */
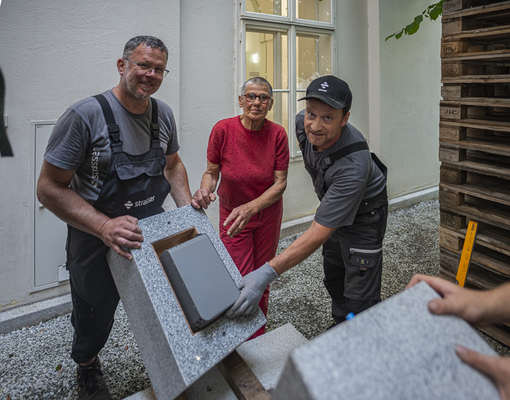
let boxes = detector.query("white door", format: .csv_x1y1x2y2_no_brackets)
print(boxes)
33,123,68,290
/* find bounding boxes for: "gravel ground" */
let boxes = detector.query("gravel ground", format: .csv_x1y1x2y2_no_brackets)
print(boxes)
1,199,508,399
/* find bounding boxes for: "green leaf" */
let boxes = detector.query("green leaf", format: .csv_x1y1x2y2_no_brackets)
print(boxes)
385,1,443,41
385,33,396,41
405,22,417,35
55,364,62,371
429,6,442,20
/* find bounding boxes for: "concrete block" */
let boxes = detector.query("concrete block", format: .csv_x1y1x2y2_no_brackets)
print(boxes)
0,294,72,334
185,323,308,399
124,323,308,400
107,205,265,400
272,282,499,400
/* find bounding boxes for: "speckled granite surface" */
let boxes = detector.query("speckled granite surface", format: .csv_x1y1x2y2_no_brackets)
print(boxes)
272,282,499,400
107,205,265,400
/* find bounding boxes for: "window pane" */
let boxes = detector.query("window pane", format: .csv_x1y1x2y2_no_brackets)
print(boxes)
297,0,331,23
296,33,332,90
246,30,288,90
246,0,288,17
270,91,289,132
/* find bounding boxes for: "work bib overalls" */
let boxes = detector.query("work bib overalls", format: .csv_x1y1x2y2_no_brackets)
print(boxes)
67,95,171,363
298,131,389,323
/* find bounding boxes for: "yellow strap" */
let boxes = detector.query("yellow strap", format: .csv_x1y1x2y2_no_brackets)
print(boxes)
456,220,478,287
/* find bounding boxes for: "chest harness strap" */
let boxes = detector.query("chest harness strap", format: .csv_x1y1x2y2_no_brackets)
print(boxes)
93,94,160,153
297,131,369,176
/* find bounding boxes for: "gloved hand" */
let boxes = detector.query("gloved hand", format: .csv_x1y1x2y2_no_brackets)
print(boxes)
226,262,279,318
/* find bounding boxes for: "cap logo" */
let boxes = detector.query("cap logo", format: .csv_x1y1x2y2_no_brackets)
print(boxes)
318,81,329,92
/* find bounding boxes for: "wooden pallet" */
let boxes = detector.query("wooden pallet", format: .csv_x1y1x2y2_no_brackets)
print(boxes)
443,2,510,36
443,0,510,17
169,351,271,400
440,0,510,348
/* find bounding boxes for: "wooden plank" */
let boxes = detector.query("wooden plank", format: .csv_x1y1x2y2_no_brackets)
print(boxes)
439,146,466,162
441,97,510,107
440,118,510,133
440,226,463,251
440,200,510,231
440,225,510,258
441,165,467,184
441,159,510,180
439,138,510,157
440,186,465,206
440,209,467,230
441,85,470,100
440,105,468,120
478,324,510,347
443,1,510,18
442,62,469,78
441,181,510,208
442,40,469,57
439,249,504,289
174,391,189,400
443,0,472,15
218,351,271,400
443,74,510,84
440,125,467,140
442,18,466,36
443,49,510,62
443,25,510,40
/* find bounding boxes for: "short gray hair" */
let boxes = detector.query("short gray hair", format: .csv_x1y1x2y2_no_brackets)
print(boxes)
241,77,273,97
122,36,169,62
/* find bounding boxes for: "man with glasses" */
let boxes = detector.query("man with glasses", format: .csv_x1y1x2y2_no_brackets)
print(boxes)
227,76,388,331
37,36,192,400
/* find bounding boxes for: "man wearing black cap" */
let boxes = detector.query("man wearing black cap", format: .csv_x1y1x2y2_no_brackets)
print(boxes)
227,75,388,327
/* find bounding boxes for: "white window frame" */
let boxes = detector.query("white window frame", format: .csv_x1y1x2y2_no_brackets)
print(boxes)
238,0,336,157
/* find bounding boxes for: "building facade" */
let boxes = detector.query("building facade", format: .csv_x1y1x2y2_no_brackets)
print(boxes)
0,0,440,310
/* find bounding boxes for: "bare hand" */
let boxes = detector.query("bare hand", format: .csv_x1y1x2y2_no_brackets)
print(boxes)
99,215,143,260
191,188,216,209
406,274,487,326
456,345,510,399
223,204,255,238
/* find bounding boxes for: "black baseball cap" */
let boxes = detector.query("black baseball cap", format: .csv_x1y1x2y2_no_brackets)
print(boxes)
298,75,352,111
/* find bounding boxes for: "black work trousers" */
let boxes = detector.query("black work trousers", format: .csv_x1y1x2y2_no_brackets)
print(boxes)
67,226,120,364
322,205,388,324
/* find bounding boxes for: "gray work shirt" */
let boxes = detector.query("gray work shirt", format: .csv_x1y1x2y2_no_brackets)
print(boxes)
296,110,386,228
44,89,179,205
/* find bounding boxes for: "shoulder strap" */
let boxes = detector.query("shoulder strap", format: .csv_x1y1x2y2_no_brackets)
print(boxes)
322,142,369,171
93,94,120,145
150,97,160,140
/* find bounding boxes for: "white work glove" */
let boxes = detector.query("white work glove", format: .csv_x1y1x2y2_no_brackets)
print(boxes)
226,262,279,318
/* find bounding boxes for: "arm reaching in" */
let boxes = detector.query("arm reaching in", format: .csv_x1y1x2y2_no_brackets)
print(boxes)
226,220,335,317
223,169,288,238
37,160,143,259
407,274,510,326
164,152,193,208
191,160,219,210
455,346,510,400
225,262,279,318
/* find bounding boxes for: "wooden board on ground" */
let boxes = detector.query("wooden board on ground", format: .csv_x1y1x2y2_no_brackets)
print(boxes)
218,350,271,400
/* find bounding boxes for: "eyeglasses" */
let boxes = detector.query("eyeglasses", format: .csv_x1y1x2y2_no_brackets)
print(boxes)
243,92,272,104
125,59,169,78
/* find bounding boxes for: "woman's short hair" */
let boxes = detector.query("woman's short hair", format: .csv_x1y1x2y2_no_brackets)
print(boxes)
241,77,273,97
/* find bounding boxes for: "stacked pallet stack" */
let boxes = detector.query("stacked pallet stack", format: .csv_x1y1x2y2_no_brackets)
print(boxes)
439,0,510,345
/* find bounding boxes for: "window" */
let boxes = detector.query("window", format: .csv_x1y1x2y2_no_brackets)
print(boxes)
240,0,335,156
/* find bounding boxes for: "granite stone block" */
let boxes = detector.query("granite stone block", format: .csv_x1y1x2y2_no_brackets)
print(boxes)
272,282,499,400
184,323,308,399
107,205,266,400
124,323,308,400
